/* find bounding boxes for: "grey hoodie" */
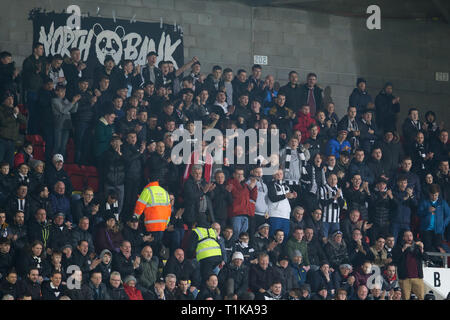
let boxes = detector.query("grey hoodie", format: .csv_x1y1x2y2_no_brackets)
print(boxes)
247,177,268,216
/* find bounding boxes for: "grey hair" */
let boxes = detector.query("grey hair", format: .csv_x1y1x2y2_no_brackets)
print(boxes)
165,273,177,281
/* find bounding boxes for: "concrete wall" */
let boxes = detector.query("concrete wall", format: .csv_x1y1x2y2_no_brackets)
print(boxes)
0,0,449,126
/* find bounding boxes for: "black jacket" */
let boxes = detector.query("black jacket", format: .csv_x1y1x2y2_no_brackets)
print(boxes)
307,269,335,294
299,84,324,114
101,147,126,186
306,239,327,266
367,158,391,181
369,191,397,226
41,281,67,300
122,225,145,254
196,286,222,300
0,251,14,279
392,243,424,279
273,264,299,293
27,219,52,249
343,187,371,221
378,139,404,178
106,283,129,300
349,88,372,115
375,89,400,132
8,222,28,250
218,262,250,296
249,264,275,293
182,176,208,226
402,118,422,154
278,83,303,114
347,240,375,269
208,183,233,223
163,257,201,288
66,283,94,300
29,194,54,221
121,142,144,180
44,165,73,197
49,223,72,251
18,278,41,300
84,282,111,300
111,251,135,279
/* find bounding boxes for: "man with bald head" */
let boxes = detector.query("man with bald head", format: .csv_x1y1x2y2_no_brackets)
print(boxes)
163,248,201,293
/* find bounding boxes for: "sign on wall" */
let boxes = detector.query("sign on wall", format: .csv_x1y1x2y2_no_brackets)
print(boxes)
29,9,184,69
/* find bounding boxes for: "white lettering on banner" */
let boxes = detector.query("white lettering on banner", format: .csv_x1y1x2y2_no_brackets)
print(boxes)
38,22,182,67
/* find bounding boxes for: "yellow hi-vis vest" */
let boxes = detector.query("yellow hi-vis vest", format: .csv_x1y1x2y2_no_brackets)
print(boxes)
193,227,222,261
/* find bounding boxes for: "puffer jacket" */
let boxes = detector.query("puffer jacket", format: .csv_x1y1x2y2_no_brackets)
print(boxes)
369,191,397,226
101,147,126,186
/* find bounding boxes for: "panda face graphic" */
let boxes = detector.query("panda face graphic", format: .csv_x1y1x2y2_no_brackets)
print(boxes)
93,23,125,65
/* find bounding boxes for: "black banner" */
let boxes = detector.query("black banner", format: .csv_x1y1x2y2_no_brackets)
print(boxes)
29,9,184,69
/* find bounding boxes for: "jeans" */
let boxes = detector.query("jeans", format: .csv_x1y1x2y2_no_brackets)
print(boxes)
53,128,70,158
168,227,185,256
231,216,249,241
268,217,290,240
322,222,340,239
0,138,15,167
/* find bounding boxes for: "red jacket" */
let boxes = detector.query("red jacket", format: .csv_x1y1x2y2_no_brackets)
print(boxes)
123,283,144,300
293,112,316,143
226,178,257,218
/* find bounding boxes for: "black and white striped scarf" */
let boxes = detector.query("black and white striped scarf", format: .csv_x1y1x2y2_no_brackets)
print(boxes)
285,147,292,173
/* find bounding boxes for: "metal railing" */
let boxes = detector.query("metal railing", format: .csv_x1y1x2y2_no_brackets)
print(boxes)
424,252,450,268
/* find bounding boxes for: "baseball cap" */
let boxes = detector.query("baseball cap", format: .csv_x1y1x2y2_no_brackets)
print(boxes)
55,212,65,218
147,51,158,57
129,216,139,223
339,263,352,270
258,223,270,230
232,252,244,261
52,154,64,163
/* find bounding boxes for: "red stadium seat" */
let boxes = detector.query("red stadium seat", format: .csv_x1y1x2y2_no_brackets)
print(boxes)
26,135,46,161
83,166,100,193
65,138,75,164
64,164,85,192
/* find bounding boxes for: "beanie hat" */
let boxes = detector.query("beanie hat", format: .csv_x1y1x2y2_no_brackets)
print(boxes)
124,275,137,285
232,251,244,261
293,250,302,257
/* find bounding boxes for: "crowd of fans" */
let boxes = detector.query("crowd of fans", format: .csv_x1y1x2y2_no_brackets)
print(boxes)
0,41,449,300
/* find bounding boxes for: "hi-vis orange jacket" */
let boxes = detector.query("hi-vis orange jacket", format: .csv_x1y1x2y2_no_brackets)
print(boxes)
133,181,171,232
